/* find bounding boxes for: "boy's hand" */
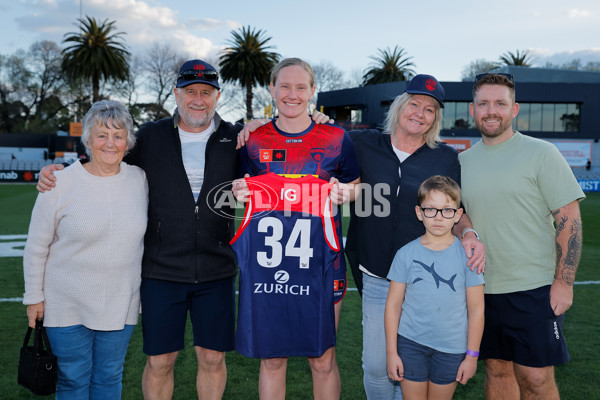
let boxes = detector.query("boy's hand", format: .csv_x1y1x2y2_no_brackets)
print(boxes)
386,353,404,382
456,355,478,385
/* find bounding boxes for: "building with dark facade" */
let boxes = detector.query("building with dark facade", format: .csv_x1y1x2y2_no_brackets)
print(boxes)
317,66,600,190
318,66,599,138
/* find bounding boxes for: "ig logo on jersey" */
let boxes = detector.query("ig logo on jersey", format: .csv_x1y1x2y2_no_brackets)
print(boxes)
274,270,290,284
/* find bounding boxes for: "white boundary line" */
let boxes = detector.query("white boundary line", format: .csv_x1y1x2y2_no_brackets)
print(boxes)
4,284,600,303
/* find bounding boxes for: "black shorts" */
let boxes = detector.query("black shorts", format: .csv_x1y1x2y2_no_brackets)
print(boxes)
140,277,235,355
480,285,570,367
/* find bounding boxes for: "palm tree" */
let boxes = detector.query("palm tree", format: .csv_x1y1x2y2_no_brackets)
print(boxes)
62,16,130,102
362,46,415,86
499,50,535,67
219,26,280,120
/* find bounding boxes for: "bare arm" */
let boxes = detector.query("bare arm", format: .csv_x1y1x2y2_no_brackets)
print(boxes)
453,213,486,273
550,200,583,315
384,281,406,382
456,284,485,385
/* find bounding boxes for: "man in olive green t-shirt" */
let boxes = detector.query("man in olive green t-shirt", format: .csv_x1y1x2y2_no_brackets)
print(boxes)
459,73,584,400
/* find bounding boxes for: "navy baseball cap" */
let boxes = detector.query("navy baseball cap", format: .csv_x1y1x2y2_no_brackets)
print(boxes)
404,74,445,108
176,59,220,90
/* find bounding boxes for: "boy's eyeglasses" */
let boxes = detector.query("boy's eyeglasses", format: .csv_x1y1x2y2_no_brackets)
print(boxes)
475,73,514,83
419,207,458,219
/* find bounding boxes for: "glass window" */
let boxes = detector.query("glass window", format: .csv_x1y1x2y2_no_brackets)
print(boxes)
516,103,530,131
554,104,567,132
562,104,580,132
542,104,554,131
442,102,456,130
529,103,542,131
351,109,362,124
454,102,471,130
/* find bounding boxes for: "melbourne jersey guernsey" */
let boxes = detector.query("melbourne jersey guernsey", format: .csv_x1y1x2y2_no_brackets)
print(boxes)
239,120,360,182
231,173,340,358
239,120,360,302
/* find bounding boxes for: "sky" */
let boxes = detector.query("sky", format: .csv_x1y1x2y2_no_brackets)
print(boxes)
1,0,600,83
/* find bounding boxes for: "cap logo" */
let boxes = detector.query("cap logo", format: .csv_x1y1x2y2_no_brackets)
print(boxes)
193,64,206,71
425,79,437,91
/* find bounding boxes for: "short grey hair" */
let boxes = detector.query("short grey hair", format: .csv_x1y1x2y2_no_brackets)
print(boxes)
383,92,443,149
81,100,135,157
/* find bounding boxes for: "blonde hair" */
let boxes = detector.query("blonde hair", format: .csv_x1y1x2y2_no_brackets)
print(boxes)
383,93,442,149
270,58,315,87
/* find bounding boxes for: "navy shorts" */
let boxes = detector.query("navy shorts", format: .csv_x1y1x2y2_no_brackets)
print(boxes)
140,277,236,355
397,335,465,385
480,285,570,367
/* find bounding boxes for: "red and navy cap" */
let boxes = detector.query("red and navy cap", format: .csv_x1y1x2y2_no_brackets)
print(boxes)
404,74,445,108
176,59,220,90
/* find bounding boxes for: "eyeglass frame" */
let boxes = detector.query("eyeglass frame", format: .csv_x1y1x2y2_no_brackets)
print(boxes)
419,206,459,219
475,72,514,83
177,69,219,82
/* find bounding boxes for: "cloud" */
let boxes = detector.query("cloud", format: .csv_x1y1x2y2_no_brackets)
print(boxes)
185,18,242,31
566,9,592,18
531,48,600,66
10,0,237,60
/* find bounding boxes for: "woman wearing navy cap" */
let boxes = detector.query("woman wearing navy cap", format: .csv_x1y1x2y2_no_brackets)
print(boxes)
342,74,486,400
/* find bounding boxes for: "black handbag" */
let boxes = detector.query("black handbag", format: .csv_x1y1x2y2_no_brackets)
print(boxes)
18,319,57,396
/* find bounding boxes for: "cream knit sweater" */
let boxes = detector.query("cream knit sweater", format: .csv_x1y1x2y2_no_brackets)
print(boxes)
23,161,148,330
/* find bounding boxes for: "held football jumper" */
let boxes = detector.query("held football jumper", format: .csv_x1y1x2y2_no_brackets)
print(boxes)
231,173,339,358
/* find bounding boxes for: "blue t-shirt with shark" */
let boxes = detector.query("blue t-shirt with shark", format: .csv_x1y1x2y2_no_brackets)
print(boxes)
387,236,485,354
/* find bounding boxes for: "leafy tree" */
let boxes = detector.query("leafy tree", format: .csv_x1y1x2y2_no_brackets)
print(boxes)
544,59,600,72
499,49,535,67
62,16,130,102
362,46,415,86
460,59,500,80
219,26,280,120
0,42,72,133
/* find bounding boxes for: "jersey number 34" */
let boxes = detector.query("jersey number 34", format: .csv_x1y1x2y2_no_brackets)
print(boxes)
257,217,314,269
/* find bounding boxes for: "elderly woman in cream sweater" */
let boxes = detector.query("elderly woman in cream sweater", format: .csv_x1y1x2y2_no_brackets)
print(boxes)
23,100,148,399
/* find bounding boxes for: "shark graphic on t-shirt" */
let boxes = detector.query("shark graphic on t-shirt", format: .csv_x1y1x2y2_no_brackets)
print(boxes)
412,259,457,292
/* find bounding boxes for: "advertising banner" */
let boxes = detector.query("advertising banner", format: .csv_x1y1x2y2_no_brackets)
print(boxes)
550,141,592,167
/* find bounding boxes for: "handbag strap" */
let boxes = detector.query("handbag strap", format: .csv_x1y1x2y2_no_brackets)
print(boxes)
22,326,33,347
32,319,54,355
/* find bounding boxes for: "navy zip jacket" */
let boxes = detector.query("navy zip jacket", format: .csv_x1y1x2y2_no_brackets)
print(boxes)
126,111,241,283
345,130,460,284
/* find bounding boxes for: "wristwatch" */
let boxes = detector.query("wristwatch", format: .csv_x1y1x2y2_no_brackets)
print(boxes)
462,228,480,240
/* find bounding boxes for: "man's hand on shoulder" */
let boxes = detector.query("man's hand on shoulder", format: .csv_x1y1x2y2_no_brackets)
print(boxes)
36,164,64,193
236,119,268,150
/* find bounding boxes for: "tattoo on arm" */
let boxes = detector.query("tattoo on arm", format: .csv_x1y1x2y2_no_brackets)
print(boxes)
555,215,568,234
562,219,582,285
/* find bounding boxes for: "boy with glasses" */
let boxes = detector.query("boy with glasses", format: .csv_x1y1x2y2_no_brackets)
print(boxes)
385,175,485,400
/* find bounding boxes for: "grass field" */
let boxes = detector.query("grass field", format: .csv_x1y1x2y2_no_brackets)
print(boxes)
1,184,599,399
